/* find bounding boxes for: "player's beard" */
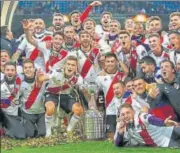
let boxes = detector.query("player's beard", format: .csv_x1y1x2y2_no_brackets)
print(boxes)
4,75,16,84
54,25,63,31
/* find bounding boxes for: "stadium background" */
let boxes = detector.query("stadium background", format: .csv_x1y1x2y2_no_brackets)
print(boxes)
1,0,180,38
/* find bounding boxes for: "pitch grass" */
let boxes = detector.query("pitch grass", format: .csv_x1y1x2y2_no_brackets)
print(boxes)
2,141,180,153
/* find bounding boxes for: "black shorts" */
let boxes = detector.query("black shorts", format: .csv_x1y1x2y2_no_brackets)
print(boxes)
105,115,116,133
45,93,76,113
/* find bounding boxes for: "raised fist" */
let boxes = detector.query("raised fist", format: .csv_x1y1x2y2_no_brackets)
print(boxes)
90,1,102,7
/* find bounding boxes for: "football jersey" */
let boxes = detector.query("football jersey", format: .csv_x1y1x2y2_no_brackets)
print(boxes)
46,69,84,95
95,71,126,115
148,49,169,67
95,25,110,41
19,79,46,114
169,50,180,66
1,79,21,116
18,37,45,71
125,113,173,147
37,42,70,72
72,48,101,83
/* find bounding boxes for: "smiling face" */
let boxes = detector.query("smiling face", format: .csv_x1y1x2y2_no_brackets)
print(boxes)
133,79,146,95
52,15,64,30
33,18,45,34
1,51,10,67
79,32,92,48
120,107,134,124
64,59,77,78
125,18,135,32
113,82,125,98
168,33,180,50
104,56,118,73
170,15,180,30
148,36,161,53
148,19,162,33
125,80,134,92
70,12,81,27
83,20,95,34
52,34,64,50
101,13,112,28
23,62,35,79
4,64,16,81
160,61,175,81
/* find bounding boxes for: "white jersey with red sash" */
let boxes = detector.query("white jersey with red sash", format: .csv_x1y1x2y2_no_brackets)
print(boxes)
123,95,150,113
126,113,173,147
17,35,51,71
37,41,69,73
95,25,110,41
0,77,21,116
118,48,138,71
149,49,169,67
19,79,46,114
111,39,122,53
74,48,100,83
46,69,83,95
95,71,126,115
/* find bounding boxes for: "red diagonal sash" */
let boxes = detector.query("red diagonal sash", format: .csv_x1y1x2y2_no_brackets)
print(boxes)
29,35,52,61
47,76,78,94
25,83,42,109
45,49,68,72
138,117,157,147
105,72,125,108
162,51,169,59
111,39,121,53
130,50,138,70
81,48,99,78
1,77,21,108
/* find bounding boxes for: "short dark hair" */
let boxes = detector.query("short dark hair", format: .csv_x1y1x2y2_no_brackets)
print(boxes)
132,76,145,82
23,59,34,68
104,52,118,60
101,11,112,19
53,31,64,38
147,32,160,39
119,30,130,37
53,13,64,17
168,30,180,36
160,59,175,70
69,10,81,19
140,56,156,67
4,61,16,69
66,55,78,63
119,103,133,112
1,49,10,57
113,80,125,87
79,30,91,37
124,77,133,85
82,18,96,27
